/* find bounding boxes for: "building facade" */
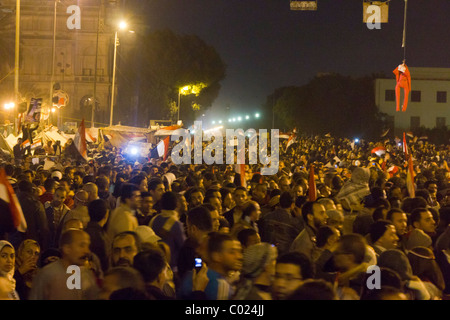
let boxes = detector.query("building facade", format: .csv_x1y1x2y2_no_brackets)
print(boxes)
0,0,123,128
375,67,450,134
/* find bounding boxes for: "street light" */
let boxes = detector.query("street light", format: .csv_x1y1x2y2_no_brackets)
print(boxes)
109,21,127,127
178,85,190,122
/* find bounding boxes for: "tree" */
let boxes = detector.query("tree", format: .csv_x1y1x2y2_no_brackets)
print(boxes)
263,74,384,140
116,29,226,127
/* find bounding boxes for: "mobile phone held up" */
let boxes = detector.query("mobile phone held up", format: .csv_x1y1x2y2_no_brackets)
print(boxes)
194,258,203,271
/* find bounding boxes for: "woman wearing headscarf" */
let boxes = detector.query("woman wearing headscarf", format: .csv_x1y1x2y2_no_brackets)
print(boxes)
14,239,41,300
232,242,277,300
0,240,20,300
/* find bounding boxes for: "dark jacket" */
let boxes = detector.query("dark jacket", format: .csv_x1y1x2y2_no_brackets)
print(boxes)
85,221,111,272
16,192,50,250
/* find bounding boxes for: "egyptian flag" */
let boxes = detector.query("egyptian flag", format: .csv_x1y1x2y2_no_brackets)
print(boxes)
308,164,317,201
406,154,415,198
403,132,409,160
371,146,386,157
285,132,297,152
150,136,170,160
0,169,27,233
74,119,88,161
235,163,247,188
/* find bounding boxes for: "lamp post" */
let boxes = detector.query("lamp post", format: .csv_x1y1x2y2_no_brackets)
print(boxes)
177,85,190,123
14,0,20,134
49,1,59,128
109,21,127,127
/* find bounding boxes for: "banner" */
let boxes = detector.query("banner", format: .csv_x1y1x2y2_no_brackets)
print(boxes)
25,98,42,123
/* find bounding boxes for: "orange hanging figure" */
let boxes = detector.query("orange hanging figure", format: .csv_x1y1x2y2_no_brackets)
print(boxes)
393,62,411,112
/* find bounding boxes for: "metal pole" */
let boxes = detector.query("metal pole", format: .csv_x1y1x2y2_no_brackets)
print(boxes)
14,0,20,134
177,88,180,122
92,0,102,128
109,31,118,127
50,1,57,127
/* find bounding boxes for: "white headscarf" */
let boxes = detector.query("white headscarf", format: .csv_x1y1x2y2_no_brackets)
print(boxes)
0,240,18,300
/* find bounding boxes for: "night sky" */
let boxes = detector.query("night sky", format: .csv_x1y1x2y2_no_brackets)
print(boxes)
142,0,450,120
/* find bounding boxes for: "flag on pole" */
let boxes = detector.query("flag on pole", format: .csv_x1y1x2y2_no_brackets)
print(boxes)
235,163,247,188
0,169,27,232
74,119,88,161
403,132,409,161
308,164,317,201
285,134,297,152
406,154,415,198
150,136,170,160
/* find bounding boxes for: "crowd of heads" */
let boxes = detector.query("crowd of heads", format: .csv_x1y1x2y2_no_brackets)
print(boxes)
0,132,449,300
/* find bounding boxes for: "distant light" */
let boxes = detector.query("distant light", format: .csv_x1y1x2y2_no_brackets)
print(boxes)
51,107,56,113
237,116,242,121
118,21,128,30
255,113,260,118
4,102,14,110
212,120,216,124
218,120,222,124
232,118,236,122
398,143,402,147
228,119,231,122
354,138,359,143
191,130,195,134
245,115,250,120
130,147,139,155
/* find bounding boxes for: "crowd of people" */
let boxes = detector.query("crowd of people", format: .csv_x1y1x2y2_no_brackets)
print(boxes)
0,131,449,300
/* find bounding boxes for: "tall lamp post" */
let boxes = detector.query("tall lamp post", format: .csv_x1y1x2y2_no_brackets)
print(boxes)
109,21,127,127
50,0,59,128
177,85,190,123
14,0,20,134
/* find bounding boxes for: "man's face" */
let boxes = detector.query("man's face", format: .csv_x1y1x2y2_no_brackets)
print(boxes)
427,183,438,196
217,240,243,273
141,195,154,214
309,203,328,229
64,232,91,266
390,212,408,236
273,263,304,300
52,190,67,207
190,191,204,208
112,235,138,267
150,184,165,202
416,211,436,233
233,190,248,207
209,197,222,214
223,193,234,209
377,225,399,250
210,209,220,232
126,191,142,210
139,178,148,192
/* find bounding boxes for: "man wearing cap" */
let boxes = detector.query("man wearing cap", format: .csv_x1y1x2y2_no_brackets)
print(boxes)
61,190,90,228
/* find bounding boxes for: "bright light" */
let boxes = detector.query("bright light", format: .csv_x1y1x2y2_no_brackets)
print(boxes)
232,118,236,122
228,119,231,122
3,102,14,110
218,120,222,124
237,117,242,121
212,120,216,124
118,21,128,30
130,147,139,155
51,108,56,113
245,115,250,120
204,126,223,134
255,113,260,118
354,138,359,143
